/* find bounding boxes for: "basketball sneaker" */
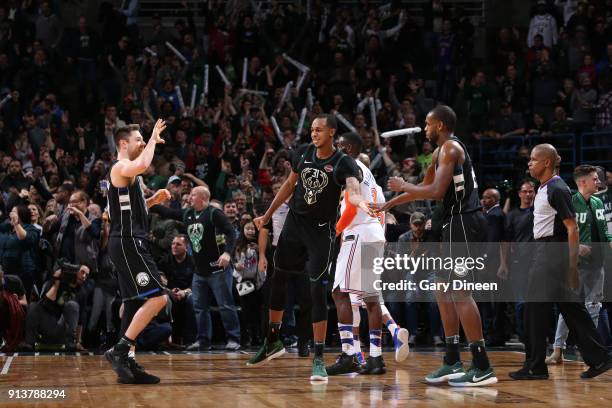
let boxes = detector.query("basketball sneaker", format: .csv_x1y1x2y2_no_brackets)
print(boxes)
356,351,366,365
358,356,386,375
425,361,465,384
448,365,498,387
393,328,410,362
246,338,285,367
310,357,328,381
326,353,360,376
104,347,135,384
128,358,160,384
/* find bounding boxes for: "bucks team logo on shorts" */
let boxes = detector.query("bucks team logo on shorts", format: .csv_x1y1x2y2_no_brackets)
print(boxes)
301,168,328,205
136,272,150,287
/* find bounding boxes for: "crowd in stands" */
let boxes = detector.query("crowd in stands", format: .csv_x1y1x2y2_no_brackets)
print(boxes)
0,0,611,353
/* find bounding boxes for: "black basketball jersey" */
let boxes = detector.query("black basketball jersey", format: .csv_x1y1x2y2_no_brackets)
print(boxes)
107,161,150,239
436,136,481,221
289,143,362,223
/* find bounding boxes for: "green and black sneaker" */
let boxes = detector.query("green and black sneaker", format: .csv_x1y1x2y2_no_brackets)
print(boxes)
425,361,465,384
310,357,328,381
246,338,285,367
326,353,360,376
449,365,498,387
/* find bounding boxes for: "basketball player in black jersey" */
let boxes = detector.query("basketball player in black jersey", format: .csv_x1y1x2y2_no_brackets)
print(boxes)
372,105,498,386
249,114,372,382
104,121,171,384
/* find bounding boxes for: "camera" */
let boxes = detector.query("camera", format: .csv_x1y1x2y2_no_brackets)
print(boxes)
58,259,81,285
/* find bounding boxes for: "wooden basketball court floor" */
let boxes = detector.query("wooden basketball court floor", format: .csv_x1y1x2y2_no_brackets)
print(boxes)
0,349,610,407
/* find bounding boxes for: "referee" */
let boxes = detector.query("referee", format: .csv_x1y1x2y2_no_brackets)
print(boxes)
510,144,612,380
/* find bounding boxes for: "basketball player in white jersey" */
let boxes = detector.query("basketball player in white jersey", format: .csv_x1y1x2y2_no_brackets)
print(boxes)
327,132,406,375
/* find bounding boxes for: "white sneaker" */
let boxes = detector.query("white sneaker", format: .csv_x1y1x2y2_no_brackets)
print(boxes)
433,336,445,347
225,340,241,351
394,328,410,362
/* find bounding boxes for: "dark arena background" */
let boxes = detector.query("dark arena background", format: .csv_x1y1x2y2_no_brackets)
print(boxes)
0,0,611,407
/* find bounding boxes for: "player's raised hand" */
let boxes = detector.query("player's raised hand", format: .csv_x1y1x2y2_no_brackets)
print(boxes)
387,176,407,192
151,188,171,205
151,119,167,144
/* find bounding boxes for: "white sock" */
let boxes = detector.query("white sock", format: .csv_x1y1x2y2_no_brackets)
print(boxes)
128,350,135,359
339,324,354,355
369,330,382,358
381,304,399,336
353,333,361,354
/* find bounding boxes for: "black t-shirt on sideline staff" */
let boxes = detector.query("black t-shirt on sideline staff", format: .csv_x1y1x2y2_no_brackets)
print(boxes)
289,143,362,223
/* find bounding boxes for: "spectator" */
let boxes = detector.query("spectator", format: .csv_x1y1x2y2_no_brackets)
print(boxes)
528,1,558,48
233,221,266,346
0,205,40,298
0,265,27,352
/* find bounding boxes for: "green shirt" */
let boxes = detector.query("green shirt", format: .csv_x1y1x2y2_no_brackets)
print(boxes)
572,192,612,244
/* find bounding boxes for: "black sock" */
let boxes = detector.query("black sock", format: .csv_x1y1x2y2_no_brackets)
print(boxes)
444,335,460,365
470,339,490,370
115,335,135,353
268,322,281,343
314,342,324,358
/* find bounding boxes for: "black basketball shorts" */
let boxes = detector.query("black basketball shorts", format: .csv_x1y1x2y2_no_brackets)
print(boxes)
108,236,165,301
273,210,335,282
439,210,487,281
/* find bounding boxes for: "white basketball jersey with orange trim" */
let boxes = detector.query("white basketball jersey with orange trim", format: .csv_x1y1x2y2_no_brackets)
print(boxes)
339,160,386,229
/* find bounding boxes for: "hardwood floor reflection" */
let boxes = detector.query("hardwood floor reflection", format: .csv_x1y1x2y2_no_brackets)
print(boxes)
0,350,609,407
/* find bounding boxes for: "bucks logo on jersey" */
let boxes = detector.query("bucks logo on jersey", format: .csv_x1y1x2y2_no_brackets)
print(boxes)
188,223,204,253
301,167,328,205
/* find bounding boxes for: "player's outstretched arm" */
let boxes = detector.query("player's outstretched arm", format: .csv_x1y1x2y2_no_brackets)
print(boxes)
254,171,298,230
346,176,377,218
115,119,166,179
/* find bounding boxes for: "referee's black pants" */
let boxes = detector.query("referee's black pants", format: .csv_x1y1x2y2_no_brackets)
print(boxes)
524,240,608,374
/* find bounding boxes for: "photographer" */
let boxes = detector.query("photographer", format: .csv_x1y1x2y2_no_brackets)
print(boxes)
0,265,27,352
19,262,90,351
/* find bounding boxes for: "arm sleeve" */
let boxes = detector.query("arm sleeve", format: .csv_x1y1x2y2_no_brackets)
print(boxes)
212,209,237,255
549,186,575,220
149,205,185,221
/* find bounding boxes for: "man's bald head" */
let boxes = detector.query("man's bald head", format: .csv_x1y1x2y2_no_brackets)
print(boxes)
481,188,500,210
529,143,561,181
189,186,210,210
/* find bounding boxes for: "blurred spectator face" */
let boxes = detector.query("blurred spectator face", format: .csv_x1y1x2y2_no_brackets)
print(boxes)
410,220,425,237
334,52,344,66
240,214,253,229
474,72,485,86
563,79,574,93
34,50,46,65
499,28,510,42
45,198,57,214
519,145,530,158
506,65,517,80
41,2,51,16
233,193,247,213
226,175,239,190
422,141,433,154
480,189,499,210
79,16,87,32
533,35,543,48
554,107,566,121
1,156,11,169
167,180,181,198
310,117,336,148
272,182,283,195
105,106,117,120
180,180,192,196
8,160,21,176
243,222,256,239
583,54,593,66
69,192,88,214
581,76,591,88
28,204,40,224
29,185,41,203
171,236,187,257
181,193,190,207
362,132,373,148
75,265,89,286
367,36,380,53
224,202,237,218
355,113,365,127
188,187,209,209
501,104,512,116
518,182,536,207
79,173,89,189
175,130,187,144
333,94,343,107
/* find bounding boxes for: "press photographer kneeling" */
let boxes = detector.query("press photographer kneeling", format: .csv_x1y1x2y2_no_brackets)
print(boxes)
19,261,90,351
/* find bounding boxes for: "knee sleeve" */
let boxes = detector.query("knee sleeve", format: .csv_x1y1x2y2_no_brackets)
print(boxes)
352,304,361,328
269,269,289,312
120,299,145,336
310,279,328,323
